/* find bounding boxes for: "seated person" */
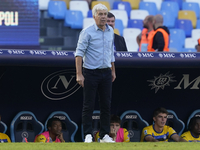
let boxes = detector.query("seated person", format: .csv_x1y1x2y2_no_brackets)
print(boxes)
95,115,130,142
195,38,200,52
140,107,186,142
34,117,65,143
0,115,11,143
181,116,200,142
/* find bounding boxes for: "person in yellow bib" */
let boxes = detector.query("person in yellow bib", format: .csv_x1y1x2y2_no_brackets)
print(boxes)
140,107,186,142
0,115,11,143
34,117,65,143
147,15,169,52
95,115,130,142
181,116,200,142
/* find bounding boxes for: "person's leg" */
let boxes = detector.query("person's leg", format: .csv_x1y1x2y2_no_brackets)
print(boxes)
82,69,99,137
98,69,112,139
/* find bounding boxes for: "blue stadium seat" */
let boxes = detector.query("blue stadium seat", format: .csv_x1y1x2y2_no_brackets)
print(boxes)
64,10,83,29
158,10,176,28
81,110,100,141
182,2,200,19
0,121,7,133
197,19,200,29
139,2,158,16
169,38,183,52
181,48,196,52
187,109,200,129
48,1,67,19
169,29,186,48
164,0,183,9
45,111,78,142
87,10,93,18
161,1,179,18
166,110,185,136
175,19,193,37
127,19,143,30
10,111,44,142
115,19,124,36
120,110,149,142
113,1,132,18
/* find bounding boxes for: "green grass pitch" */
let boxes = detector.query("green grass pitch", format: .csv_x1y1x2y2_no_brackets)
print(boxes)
0,142,200,150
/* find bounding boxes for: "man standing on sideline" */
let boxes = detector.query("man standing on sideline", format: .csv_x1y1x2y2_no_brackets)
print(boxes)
107,12,127,51
75,3,116,143
147,14,170,52
195,38,200,52
136,15,154,52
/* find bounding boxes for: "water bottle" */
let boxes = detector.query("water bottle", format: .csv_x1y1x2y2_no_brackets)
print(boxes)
46,137,52,143
22,137,28,143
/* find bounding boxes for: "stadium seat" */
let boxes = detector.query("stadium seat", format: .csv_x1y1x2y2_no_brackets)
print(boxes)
139,2,158,16
125,37,139,52
122,0,140,10
158,10,176,28
169,38,183,52
48,1,67,19
39,0,50,10
64,10,83,29
182,2,200,19
187,109,200,129
45,111,78,142
83,18,95,29
143,0,162,10
197,19,200,29
185,0,200,8
185,38,197,48
87,10,93,18
127,19,143,31
181,48,196,52
164,0,183,9
175,19,193,37
123,28,141,40
10,111,44,142
120,110,149,142
115,19,124,36
0,121,7,133
69,1,89,18
130,10,149,20
169,29,186,48
113,1,131,18
91,1,111,11
192,29,200,40
61,0,70,9
178,11,197,28
109,10,128,27
166,110,185,136
161,2,179,18
81,110,100,141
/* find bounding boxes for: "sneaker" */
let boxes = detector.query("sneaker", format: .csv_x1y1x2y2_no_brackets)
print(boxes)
100,134,115,143
84,134,93,143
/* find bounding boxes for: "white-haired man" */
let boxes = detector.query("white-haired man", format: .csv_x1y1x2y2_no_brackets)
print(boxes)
75,3,116,143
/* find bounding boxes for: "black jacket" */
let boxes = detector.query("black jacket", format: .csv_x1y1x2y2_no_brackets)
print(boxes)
114,33,128,51
152,26,170,51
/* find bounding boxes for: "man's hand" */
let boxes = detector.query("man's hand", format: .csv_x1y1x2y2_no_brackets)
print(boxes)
76,73,84,87
57,132,65,142
109,128,117,141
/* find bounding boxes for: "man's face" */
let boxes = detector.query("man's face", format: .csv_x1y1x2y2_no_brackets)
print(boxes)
197,45,200,52
110,122,120,133
49,121,62,135
143,17,149,29
192,119,200,135
93,10,107,27
153,113,167,128
107,17,115,29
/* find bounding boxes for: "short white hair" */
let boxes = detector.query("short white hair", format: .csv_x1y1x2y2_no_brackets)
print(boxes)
92,3,108,16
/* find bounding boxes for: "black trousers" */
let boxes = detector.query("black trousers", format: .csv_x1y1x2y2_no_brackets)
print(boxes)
82,68,112,139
